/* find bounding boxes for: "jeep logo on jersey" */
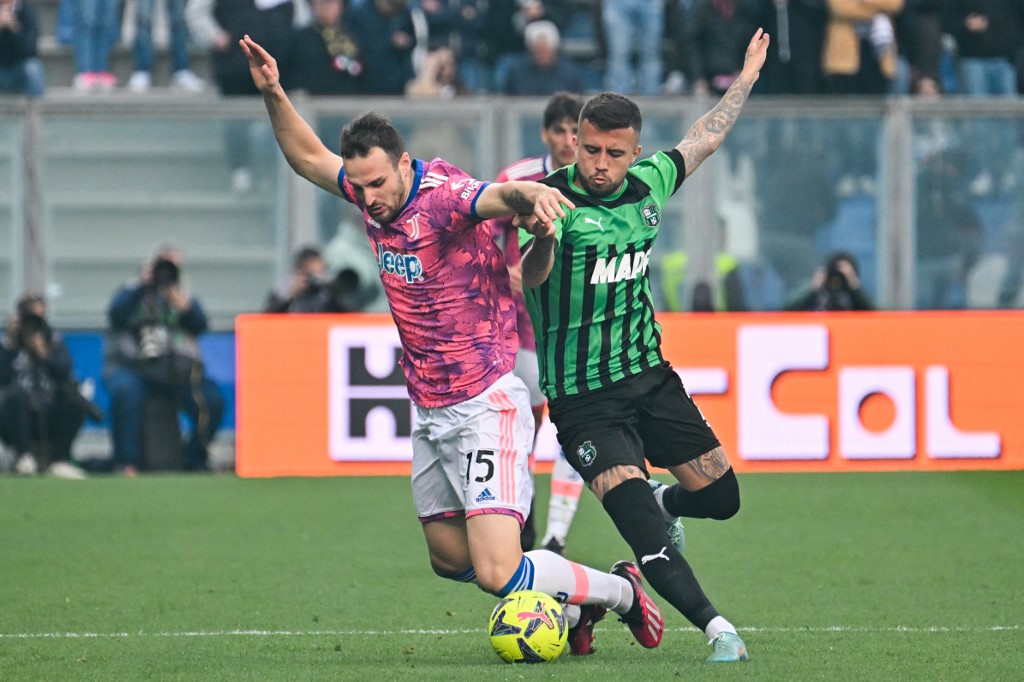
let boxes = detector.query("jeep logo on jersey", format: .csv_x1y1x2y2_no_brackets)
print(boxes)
376,243,424,283
577,440,597,467
642,205,661,227
590,250,651,284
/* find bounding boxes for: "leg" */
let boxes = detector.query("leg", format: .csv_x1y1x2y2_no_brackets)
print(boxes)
45,388,87,462
553,365,747,660
636,0,665,95
414,374,645,654
103,365,147,470
602,0,635,92
540,451,584,554
133,0,157,73
166,0,192,73
178,376,224,470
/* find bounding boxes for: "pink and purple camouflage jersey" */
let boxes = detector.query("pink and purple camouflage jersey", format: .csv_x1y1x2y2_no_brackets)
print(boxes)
486,154,554,354
337,158,518,408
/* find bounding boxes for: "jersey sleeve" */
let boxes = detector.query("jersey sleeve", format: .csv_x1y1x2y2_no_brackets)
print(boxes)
630,150,687,204
336,166,359,206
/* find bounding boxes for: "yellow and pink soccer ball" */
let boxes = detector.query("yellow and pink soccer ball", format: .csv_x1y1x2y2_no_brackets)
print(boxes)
488,590,568,663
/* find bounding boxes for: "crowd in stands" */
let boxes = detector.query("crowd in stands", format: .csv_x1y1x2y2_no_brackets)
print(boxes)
1,1,1024,99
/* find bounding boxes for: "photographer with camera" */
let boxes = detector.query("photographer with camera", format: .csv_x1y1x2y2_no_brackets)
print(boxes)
785,251,875,312
264,244,370,313
0,293,93,478
103,244,224,475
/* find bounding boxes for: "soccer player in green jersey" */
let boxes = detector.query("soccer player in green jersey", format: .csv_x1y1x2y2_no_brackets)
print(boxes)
518,28,771,663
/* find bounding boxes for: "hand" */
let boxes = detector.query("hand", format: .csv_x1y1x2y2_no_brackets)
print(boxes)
740,28,770,82
835,260,860,290
528,187,574,238
162,285,191,312
239,34,281,92
0,4,17,29
23,331,47,360
2,313,20,350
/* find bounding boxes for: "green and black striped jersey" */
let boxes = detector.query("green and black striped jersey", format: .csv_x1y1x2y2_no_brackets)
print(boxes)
519,149,686,399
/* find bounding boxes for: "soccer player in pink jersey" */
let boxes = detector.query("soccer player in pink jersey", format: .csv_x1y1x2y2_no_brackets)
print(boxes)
489,92,587,556
240,36,665,655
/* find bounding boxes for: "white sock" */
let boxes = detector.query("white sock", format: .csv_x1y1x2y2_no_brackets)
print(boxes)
651,482,677,523
563,603,581,628
525,549,633,615
704,615,737,642
541,455,584,545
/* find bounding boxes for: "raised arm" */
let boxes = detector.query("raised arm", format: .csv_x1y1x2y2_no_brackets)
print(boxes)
239,35,344,196
676,28,769,179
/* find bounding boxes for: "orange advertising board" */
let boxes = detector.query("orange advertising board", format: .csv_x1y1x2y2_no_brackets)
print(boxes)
235,311,1024,477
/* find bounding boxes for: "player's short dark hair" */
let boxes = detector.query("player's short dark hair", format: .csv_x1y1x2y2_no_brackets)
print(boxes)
579,92,643,135
293,245,323,270
340,112,406,165
543,92,583,129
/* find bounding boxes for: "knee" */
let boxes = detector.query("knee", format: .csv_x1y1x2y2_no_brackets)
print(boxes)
472,560,517,596
703,468,740,520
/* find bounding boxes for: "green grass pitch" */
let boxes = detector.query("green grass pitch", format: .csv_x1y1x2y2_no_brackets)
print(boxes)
2,471,1022,680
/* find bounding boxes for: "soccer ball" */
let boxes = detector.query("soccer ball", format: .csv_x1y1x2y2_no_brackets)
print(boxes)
488,590,568,663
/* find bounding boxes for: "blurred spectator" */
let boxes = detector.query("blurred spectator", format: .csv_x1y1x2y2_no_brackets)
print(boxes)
264,245,369,313
284,0,364,95
348,0,416,95
103,244,225,474
69,0,122,91
685,0,759,96
186,0,297,192
128,0,205,92
894,0,943,95
499,19,585,96
659,218,749,312
915,147,983,309
484,0,565,77
754,0,828,94
755,122,839,295
602,0,664,95
265,246,332,313
785,251,875,311
0,293,95,478
943,1,1023,96
942,2,1024,196
0,0,44,97
415,0,487,91
405,45,466,97
822,0,903,95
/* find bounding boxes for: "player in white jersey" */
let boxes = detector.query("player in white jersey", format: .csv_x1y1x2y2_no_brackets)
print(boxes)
240,35,665,656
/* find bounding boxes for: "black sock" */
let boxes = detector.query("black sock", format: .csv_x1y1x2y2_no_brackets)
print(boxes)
663,467,740,520
602,477,719,631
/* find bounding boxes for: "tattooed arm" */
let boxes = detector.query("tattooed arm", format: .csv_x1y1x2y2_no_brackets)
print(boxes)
676,28,770,179
476,180,574,227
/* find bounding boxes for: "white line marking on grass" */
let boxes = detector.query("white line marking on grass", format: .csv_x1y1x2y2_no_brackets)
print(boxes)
0,625,1018,640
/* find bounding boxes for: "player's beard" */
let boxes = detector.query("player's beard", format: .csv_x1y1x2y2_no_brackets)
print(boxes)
577,173,619,198
371,175,408,225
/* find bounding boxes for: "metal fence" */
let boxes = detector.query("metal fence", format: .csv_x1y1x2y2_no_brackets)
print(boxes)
1,94,1022,329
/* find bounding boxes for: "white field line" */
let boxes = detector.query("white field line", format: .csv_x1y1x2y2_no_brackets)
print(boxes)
0,625,1018,640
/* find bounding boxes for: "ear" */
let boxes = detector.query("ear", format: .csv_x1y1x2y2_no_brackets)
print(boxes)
633,144,643,162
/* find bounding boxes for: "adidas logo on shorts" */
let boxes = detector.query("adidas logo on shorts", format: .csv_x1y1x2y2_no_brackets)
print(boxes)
475,488,496,503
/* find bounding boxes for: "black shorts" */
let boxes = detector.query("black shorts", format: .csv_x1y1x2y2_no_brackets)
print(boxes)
547,362,721,484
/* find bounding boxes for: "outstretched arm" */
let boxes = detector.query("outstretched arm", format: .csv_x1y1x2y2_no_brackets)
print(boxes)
239,35,344,196
476,180,575,235
676,28,769,179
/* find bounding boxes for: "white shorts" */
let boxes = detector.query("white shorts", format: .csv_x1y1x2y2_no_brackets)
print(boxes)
514,348,546,408
411,372,536,524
